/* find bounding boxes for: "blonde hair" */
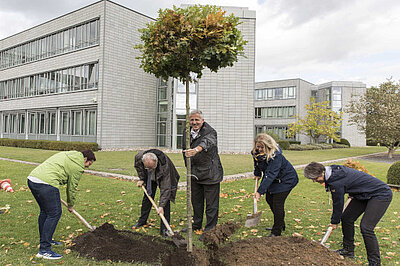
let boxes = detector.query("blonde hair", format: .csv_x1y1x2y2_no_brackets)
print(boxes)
253,133,279,161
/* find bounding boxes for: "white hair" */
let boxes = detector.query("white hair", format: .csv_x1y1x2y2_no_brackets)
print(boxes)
142,153,158,164
190,109,203,119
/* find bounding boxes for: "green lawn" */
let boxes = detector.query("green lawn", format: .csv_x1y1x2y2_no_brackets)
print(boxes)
0,150,398,265
0,146,388,180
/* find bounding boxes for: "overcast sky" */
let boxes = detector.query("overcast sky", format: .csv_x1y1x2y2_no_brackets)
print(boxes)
1,0,400,87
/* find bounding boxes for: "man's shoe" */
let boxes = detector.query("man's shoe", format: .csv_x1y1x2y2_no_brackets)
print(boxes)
51,240,62,246
180,227,200,233
265,227,272,231
199,234,205,241
160,229,169,238
36,250,63,260
368,260,381,266
132,222,146,229
268,233,277,238
335,248,355,259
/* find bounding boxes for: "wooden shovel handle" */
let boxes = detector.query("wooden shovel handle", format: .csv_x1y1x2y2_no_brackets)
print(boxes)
60,199,94,231
141,186,174,236
253,178,259,214
320,197,352,245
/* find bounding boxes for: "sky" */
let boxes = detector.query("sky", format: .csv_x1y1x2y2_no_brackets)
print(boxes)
1,0,400,87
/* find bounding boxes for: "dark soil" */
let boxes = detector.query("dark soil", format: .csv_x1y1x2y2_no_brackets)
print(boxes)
72,222,355,265
361,152,400,164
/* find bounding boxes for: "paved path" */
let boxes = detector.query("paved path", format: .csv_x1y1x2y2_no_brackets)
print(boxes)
0,151,387,189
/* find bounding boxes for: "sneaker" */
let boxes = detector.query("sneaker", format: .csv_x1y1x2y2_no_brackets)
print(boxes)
36,250,63,260
51,240,62,246
335,248,355,259
132,222,146,229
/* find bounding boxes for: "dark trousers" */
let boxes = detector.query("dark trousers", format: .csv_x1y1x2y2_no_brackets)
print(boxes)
191,181,220,231
27,179,62,252
265,190,291,236
138,180,171,233
341,197,392,263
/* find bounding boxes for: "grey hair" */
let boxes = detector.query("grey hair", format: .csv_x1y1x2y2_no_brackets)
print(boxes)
304,162,325,179
189,110,203,119
142,153,158,164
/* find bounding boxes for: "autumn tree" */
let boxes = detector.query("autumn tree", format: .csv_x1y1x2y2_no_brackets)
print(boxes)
135,5,247,251
286,98,342,144
347,80,400,158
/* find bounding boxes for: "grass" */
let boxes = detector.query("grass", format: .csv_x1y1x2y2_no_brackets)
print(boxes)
0,148,398,265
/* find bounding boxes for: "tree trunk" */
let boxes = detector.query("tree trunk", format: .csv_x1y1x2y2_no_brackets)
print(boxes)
388,147,394,159
185,76,193,252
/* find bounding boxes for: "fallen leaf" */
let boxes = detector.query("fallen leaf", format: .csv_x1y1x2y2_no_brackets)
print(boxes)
64,249,71,254
85,189,91,193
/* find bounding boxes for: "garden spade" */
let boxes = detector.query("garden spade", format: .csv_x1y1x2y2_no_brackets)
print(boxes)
60,199,96,231
319,197,352,247
140,186,186,248
245,178,262,227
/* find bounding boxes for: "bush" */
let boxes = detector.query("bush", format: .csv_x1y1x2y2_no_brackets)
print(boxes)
263,131,280,142
332,143,349,148
277,140,290,150
338,138,351,147
343,159,370,174
0,138,99,151
387,161,400,185
315,144,333,149
366,138,378,146
288,144,320,151
288,140,301,145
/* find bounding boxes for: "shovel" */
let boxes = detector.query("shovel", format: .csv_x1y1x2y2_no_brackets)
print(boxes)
140,186,186,248
320,197,352,247
60,199,96,231
245,177,262,227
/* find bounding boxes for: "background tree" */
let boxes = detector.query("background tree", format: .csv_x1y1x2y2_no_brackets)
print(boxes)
347,80,400,158
135,5,247,251
286,98,342,144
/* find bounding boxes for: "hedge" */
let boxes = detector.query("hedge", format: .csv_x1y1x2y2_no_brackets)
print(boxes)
338,138,351,147
0,138,99,151
288,143,349,151
288,140,301,145
387,161,400,186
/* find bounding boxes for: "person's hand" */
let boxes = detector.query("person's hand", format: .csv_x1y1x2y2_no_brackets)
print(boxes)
137,180,144,187
253,176,261,180
68,206,75,213
329,224,338,230
157,207,164,216
183,148,198,158
254,192,261,201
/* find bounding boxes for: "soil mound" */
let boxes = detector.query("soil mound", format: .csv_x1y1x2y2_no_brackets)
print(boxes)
215,236,355,266
71,222,355,265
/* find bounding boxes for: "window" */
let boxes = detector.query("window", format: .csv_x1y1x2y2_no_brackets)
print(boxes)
28,113,36,134
86,110,96,135
48,112,56,134
39,113,46,134
72,111,82,135
61,112,69,134
255,86,296,101
3,114,9,133
18,114,25,134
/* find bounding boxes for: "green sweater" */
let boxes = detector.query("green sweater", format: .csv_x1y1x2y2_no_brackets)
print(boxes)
29,151,85,207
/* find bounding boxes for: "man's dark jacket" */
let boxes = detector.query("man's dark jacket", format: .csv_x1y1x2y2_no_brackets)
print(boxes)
325,165,392,224
135,149,180,208
183,122,223,184
254,148,298,195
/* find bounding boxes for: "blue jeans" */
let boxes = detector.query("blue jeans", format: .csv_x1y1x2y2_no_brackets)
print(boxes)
27,179,62,251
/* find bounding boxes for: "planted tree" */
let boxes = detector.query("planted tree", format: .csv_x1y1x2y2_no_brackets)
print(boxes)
286,98,342,144
347,80,400,158
135,5,247,251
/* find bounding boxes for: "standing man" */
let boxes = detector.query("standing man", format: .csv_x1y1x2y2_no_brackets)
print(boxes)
183,110,223,234
304,162,392,266
132,149,180,237
28,150,96,260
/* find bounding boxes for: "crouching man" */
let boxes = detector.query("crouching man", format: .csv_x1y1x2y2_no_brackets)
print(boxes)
28,150,96,260
133,149,180,237
304,162,392,266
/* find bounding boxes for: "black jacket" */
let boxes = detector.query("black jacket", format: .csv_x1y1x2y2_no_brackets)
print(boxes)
325,165,392,224
135,149,180,208
253,148,298,195
183,122,223,184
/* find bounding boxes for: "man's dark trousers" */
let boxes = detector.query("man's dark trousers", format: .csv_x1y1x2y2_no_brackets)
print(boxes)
265,190,291,236
137,179,170,233
341,197,392,263
191,181,220,231
27,180,62,251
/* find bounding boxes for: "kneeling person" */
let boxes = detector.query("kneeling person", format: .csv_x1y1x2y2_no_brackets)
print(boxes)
133,149,180,237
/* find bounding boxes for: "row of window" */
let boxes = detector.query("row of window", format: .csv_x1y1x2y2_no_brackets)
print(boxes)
2,109,96,136
0,62,98,100
0,19,100,69
255,125,294,140
255,86,296,101
255,106,296,119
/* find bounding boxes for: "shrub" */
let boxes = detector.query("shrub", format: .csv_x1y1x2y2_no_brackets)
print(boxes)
366,138,378,146
343,159,370,174
0,138,98,151
315,144,333,149
338,138,351,147
288,140,301,145
288,144,319,151
262,131,280,142
332,143,349,148
387,161,400,185
277,140,290,150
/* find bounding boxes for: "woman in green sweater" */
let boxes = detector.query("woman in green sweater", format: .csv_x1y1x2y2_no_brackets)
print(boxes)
27,150,96,260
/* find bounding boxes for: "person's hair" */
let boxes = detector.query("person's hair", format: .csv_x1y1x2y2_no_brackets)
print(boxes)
81,150,96,161
253,133,279,161
304,162,325,179
142,152,158,165
189,110,203,119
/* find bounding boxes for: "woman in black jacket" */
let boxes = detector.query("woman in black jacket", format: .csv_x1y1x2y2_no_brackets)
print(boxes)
253,133,298,237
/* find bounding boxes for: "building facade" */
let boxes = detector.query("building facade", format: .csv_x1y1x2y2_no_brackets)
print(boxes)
254,79,366,146
0,1,256,152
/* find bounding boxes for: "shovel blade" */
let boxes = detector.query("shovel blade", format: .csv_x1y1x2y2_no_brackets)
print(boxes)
171,233,186,248
245,212,261,227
